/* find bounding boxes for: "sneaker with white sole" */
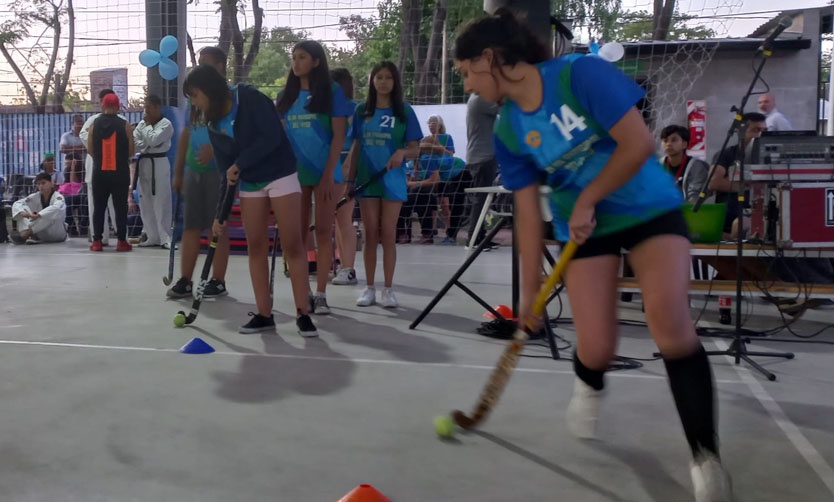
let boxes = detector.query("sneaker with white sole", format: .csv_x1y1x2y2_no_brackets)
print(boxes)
331,267,358,285
167,277,193,299
356,287,376,307
381,287,398,308
296,314,318,337
239,312,276,334
565,377,603,439
203,278,228,298
312,293,331,315
691,454,733,502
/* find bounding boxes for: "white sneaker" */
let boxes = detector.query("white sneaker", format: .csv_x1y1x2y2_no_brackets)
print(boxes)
356,287,376,307
312,293,331,315
691,454,733,502
565,377,603,439
332,267,358,285
381,287,398,308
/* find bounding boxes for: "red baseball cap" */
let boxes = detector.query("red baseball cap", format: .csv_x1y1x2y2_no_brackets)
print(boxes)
102,93,120,109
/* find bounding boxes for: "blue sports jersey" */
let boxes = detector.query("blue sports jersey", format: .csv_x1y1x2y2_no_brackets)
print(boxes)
494,54,683,241
280,84,353,186
343,98,358,153
352,103,423,201
183,99,216,173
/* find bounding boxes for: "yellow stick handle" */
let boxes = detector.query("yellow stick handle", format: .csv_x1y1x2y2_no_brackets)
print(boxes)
530,241,578,318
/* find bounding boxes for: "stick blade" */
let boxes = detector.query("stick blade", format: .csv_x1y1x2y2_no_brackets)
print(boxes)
451,410,478,429
162,276,172,286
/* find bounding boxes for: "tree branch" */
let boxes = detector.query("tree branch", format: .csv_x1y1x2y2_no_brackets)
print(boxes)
240,0,263,82
54,0,74,110
0,43,39,108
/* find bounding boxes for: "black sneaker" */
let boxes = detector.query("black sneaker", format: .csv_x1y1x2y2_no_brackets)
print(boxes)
203,278,228,298
239,312,276,334
166,277,193,298
296,314,318,337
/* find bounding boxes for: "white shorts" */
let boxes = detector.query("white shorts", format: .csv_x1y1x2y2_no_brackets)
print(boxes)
239,173,301,199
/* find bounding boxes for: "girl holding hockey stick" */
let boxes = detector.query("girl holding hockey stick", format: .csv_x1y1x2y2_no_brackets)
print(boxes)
453,10,731,502
184,65,317,336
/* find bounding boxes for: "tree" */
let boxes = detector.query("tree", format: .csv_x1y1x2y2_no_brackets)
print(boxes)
246,26,308,95
0,0,76,113
554,0,623,43
614,10,716,42
653,0,676,40
187,0,264,84
337,0,481,104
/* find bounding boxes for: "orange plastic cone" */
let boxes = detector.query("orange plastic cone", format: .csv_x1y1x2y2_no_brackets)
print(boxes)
338,484,392,502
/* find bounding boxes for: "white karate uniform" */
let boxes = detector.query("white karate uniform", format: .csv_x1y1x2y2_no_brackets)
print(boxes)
133,118,174,247
80,113,120,243
12,190,68,242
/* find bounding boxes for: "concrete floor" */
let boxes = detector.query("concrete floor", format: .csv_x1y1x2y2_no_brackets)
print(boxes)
1,239,833,501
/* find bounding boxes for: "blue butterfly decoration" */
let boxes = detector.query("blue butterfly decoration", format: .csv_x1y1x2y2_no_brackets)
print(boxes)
139,35,179,80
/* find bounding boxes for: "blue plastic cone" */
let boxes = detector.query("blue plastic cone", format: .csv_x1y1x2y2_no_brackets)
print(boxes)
179,337,215,354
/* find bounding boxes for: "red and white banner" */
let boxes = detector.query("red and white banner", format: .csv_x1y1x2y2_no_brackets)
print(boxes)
687,100,707,161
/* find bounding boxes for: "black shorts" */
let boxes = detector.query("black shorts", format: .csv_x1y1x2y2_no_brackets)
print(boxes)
569,209,689,260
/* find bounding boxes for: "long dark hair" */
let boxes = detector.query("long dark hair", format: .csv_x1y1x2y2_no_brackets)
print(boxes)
364,61,406,122
454,8,551,66
276,40,333,115
330,67,354,100
183,64,232,122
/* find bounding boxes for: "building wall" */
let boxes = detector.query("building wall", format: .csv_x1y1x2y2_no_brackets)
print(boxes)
650,10,822,162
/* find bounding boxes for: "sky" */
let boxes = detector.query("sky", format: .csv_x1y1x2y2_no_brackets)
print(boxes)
0,0,830,105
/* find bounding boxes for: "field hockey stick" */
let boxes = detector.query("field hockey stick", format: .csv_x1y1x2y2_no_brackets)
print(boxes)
162,194,181,286
335,168,388,210
177,183,237,325
269,223,279,297
452,240,578,429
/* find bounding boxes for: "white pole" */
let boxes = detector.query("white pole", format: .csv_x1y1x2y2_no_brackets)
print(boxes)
828,10,834,136
441,18,448,105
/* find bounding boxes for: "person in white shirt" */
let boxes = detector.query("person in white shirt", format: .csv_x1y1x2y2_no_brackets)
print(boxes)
60,114,87,156
11,172,67,244
757,93,793,132
133,94,174,248
80,89,121,245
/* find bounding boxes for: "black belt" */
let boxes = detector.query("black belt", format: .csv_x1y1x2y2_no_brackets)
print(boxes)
136,152,167,196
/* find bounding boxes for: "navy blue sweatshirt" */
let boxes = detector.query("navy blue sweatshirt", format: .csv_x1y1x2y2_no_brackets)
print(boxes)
208,84,297,184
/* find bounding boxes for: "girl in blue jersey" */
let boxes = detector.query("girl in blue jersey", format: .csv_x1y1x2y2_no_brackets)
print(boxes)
276,41,354,315
346,61,423,308
454,11,730,501
184,65,317,337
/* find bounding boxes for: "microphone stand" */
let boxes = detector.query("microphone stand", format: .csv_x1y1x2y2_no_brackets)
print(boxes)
691,44,794,381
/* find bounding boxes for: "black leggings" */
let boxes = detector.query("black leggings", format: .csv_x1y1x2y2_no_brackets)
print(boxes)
440,170,472,240
398,186,436,238
92,172,129,242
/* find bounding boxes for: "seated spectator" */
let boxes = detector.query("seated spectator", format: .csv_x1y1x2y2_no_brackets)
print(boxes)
39,152,64,185
11,172,67,244
418,115,469,244
660,125,710,203
59,153,88,236
398,159,440,244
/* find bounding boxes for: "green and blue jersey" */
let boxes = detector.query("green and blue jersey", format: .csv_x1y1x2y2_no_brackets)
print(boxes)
494,54,683,241
351,103,423,201
279,84,353,186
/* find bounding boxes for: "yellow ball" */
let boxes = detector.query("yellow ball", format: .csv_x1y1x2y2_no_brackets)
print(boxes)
173,313,187,328
434,415,456,438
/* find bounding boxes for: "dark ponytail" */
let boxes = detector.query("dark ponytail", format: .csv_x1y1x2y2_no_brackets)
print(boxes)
454,8,550,65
